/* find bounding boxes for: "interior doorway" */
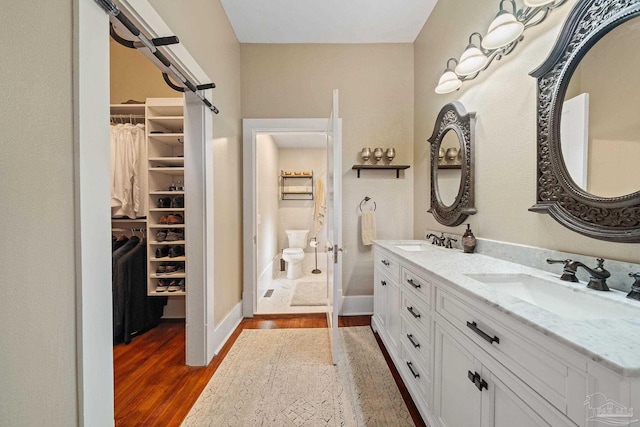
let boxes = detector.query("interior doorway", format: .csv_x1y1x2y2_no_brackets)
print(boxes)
76,1,214,422
242,118,342,318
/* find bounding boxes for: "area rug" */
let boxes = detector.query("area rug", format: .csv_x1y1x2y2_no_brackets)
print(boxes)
181,326,414,426
290,281,327,306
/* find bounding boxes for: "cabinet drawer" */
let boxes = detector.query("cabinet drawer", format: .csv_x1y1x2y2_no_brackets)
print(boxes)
401,316,431,374
374,249,400,281
400,342,431,402
401,266,432,306
401,291,431,338
435,288,579,416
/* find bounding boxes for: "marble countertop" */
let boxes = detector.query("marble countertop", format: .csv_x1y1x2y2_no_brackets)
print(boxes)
374,239,640,377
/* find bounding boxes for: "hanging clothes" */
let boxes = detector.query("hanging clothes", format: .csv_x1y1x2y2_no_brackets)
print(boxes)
111,123,147,218
112,234,166,344
313,178,326,233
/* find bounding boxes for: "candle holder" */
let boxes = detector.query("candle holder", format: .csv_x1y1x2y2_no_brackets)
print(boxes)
385,148,396,163
361,147,372,163
373,147,384,162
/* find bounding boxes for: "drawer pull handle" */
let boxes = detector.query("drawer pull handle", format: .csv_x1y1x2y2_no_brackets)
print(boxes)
381,280,387,286
467,370,488,391
407,278,421,289
381,259,390,266
407,334,420,348
407,306,421,319
407,361,420,378
466,321,500,345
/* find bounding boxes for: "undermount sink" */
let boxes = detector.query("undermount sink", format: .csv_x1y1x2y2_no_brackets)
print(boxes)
395,244,430,252
466,273,640,321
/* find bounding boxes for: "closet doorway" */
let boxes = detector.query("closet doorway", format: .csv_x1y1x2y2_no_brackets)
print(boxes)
76,1,214,422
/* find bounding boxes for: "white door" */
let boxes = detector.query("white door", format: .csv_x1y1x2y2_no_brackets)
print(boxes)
326,89,342,364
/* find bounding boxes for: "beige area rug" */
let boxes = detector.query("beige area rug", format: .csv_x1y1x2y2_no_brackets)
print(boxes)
182,327,414,426
290,281,327,306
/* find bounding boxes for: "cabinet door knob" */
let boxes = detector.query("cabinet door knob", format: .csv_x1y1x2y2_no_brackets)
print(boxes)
381,259,390,266
467,370,488,391
381,280,387,286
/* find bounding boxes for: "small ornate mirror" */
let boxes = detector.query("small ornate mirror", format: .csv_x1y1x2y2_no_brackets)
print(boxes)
530,0,640,242
428,102,477,226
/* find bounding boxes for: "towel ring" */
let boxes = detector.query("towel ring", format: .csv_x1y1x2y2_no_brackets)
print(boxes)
358,196,376,212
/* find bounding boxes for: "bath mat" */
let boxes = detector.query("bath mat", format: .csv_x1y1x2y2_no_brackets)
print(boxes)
290,281,327,306
181,327,414,426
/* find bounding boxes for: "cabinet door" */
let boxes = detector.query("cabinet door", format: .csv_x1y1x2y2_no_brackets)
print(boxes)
385,280,402,352
434,323,481,427
373,269,388,329
483,371,555,427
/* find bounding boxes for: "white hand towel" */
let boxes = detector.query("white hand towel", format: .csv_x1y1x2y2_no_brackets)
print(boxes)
361,211,377,246
314,179,326,233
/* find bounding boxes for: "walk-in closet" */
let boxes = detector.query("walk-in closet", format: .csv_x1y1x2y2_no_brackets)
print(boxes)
109,33,188,405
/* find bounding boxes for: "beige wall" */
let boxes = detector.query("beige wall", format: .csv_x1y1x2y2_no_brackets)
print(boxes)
0,2,78,425
110,38,177,104
414,0,640,263
256,135,280,277
573,18,640,197
278,148,327,252
150,0,243,323
241,44,415,296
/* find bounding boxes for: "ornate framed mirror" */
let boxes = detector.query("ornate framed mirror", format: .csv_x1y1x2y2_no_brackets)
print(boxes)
530,0,640,242
428,102,477,226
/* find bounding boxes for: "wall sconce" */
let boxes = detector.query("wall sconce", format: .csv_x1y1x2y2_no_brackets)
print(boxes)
435,0,568,94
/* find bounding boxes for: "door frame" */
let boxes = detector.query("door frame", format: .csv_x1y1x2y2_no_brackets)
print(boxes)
75,0,214,423
242,118,342,317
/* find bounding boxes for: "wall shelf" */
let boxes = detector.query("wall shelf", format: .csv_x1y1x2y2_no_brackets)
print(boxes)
437,164,462,170
352,164,410,178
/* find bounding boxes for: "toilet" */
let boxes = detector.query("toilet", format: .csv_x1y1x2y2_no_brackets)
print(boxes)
282,229,309,280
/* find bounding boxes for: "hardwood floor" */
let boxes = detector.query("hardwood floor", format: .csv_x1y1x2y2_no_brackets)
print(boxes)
114,315,425,426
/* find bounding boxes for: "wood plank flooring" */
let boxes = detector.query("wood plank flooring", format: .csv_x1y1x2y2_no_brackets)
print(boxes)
114,314,426,426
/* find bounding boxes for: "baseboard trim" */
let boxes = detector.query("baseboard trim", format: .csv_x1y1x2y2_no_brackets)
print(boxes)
340,295,373,316
210,301,243,358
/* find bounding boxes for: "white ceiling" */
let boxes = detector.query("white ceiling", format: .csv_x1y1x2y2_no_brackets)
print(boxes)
268,132,327,149
219,0,439,43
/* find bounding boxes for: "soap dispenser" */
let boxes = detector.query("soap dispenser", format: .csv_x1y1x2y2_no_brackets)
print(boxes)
462,223,476,254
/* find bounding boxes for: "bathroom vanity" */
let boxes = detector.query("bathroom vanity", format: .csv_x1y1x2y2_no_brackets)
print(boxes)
372,240,640,427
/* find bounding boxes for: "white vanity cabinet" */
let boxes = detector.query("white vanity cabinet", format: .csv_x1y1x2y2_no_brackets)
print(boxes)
372,242,640,427
372,248,402,357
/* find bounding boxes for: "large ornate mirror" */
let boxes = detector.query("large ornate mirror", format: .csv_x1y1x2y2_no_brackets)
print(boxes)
530,0,640,242
428,102,476,226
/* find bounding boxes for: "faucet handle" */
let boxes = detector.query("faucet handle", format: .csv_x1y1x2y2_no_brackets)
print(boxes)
445,236,457,249
546,258,572,266
546,259,579,282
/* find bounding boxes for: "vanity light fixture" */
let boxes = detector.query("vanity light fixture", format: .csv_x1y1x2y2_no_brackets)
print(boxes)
482,0,525,50
455,33,489,76
435,58,463,94
435,0,568,94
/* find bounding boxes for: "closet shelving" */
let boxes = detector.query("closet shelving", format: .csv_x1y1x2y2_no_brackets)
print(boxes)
281,170,314,200
146,98,186,297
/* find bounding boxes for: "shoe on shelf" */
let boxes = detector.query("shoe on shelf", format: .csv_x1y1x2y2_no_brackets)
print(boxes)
165,230,184,241
156,279,169,292
155,246,170,258
156,229,168,242
157,197,171,208
168,245,185,258
166,214,183,224
155,264,168,275
167,280,181,292
159,215,168,224
179,279,186,292
171,196,184,208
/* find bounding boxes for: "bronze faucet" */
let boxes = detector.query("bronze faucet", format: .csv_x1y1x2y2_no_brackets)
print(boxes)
546,258,611,291
627,272,640,301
